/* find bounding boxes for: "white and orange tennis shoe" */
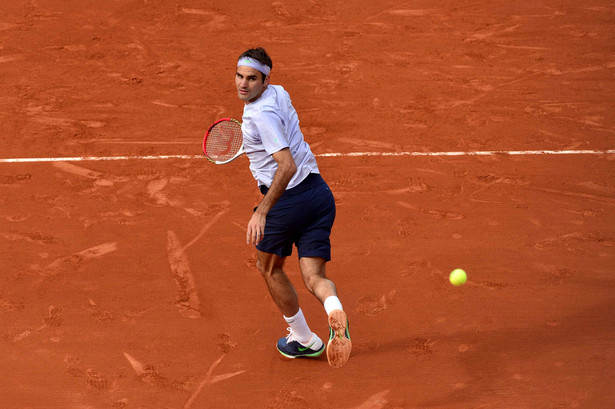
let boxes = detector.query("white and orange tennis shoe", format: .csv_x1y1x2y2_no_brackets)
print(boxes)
326,309,352,368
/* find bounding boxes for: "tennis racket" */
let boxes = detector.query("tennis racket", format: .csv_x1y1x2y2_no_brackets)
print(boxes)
202,118,244,164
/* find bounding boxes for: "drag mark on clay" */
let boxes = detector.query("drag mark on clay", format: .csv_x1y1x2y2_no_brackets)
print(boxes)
0,213,31,222
123,352,146,377
1,231,55,244
465,24,522,42
87,298,113,321
52,161,103,179
52,161,116,186
147,178,213,217
532,186,615,206
3,305,63,343
122,352,246,407
183,354,246,409
532,231,614,251
34,242,118,276
469,186,519,204
352,389,390,409
397,201,465,219
167,231,202,319
123,352,192,391
147,178,179,206
182,202,230,251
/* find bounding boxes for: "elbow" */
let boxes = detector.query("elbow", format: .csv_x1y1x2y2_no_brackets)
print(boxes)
280,158,297,176
273,148,297,178
288,161,297,176
282,162,297,180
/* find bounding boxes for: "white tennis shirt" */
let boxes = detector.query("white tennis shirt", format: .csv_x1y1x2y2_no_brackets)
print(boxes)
241,85,319,189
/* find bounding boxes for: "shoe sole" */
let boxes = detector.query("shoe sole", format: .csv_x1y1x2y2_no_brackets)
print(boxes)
326,310,352,368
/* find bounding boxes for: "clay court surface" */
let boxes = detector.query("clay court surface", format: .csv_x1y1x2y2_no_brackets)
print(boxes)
1,1,615,408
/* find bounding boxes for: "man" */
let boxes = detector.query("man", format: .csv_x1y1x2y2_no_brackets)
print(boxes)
235,47,351,368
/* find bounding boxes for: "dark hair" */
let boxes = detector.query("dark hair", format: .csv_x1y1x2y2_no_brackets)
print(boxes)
238,47,272,82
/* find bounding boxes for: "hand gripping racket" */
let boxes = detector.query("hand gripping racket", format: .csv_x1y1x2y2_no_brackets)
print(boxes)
202,118,244,164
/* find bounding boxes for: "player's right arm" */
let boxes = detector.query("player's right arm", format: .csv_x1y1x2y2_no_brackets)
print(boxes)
246,148,296,245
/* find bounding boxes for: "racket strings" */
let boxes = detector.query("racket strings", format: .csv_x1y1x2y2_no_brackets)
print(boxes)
205,121,242,161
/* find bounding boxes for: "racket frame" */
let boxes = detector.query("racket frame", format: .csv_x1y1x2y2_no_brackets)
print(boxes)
202,118,245,165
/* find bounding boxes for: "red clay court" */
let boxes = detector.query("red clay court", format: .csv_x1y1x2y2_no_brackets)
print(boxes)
1,1,614,408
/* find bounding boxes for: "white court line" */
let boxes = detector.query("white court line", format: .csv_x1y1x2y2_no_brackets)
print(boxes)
0,155,202,163
318,149,615,157
0,149,614,163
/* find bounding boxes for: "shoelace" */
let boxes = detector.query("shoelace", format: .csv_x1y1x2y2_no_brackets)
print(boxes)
285,328,318,348
284,327,297,344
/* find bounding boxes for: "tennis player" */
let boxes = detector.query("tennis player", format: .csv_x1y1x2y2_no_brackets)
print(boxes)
235,47,351,368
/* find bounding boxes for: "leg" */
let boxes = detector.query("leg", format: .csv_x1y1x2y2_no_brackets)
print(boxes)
256,250,298,317
298,256,338,304
299,257,351,368
257,250,325,359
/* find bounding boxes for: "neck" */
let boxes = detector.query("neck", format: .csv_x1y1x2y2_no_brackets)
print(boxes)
247,84,268,104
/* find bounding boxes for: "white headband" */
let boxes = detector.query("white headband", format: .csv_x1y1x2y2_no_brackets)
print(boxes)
237,56,271,76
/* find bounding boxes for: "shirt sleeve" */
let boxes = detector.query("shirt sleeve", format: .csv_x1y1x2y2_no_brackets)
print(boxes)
254,107,289,155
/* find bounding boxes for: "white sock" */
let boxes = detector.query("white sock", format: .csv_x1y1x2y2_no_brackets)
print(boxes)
284,308,313,344
323,296,344,316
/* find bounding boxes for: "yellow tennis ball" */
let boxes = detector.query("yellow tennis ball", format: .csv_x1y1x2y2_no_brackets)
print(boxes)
449,269,467,286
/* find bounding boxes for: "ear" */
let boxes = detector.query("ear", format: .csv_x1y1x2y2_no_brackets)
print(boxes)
264,75,270,86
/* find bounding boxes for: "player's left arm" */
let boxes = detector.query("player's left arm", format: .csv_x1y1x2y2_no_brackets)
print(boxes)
247,148,296,245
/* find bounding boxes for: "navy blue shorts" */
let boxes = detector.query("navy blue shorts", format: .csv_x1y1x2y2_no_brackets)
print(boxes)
256,173,335,261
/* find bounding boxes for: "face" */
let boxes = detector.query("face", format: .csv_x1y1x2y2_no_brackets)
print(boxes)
235,65,268,103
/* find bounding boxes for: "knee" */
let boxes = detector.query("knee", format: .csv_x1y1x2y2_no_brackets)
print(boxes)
256,258,281,278
303,274,323,294
255,258,268,276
